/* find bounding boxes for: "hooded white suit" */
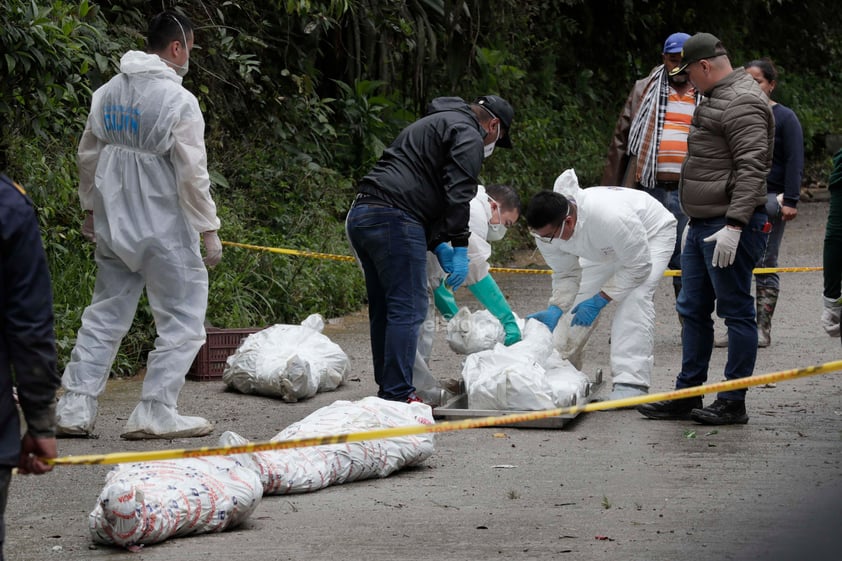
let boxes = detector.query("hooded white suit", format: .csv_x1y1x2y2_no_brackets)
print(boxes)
56,50,220,438
537,171,676,390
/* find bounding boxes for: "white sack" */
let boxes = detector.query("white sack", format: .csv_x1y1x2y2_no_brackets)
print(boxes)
461,319,590,411
221,396,435,495
462,348,556,411
223,313,349,401
543,352,592,407
446,307,506,355
89,456,263,549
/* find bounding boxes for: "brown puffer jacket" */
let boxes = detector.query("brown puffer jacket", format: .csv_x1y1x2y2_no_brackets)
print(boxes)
679,69,774,225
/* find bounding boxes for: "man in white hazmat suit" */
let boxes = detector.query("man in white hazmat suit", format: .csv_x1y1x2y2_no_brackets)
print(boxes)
413,184,522,404
56,12,223,439
525,174,675,401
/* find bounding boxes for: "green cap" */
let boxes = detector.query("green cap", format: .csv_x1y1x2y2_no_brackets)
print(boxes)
670,32,728,76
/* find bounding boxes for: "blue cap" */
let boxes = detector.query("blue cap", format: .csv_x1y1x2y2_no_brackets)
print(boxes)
663,32,690,54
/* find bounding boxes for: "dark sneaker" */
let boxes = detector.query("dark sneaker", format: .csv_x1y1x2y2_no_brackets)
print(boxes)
637,396,703,420
690,399,748,425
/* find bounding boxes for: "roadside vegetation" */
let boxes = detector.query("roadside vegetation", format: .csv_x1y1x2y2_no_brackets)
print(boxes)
3,0,840,375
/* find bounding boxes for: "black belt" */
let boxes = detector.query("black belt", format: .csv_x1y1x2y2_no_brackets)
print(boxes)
656,180,680,191
353,192,392,208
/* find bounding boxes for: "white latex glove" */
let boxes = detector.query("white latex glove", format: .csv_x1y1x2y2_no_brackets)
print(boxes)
81,211,95,243
703,226,741,268
202,231,223,267
821,296,842,337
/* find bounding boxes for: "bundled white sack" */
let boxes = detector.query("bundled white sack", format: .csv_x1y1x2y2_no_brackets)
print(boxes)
462,347,556,410
223,313,349,401
447,307,509,355
543,351,592,407
506,317,555,365
220,396,434,495
89,456,263,550
461,319,590,411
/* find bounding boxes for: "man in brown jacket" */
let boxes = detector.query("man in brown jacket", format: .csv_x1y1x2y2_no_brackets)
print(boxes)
602,32,699,305
637,32,773,425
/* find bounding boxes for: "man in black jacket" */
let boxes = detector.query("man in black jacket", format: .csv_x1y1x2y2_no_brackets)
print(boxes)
347,95,514,403
0,173,61,561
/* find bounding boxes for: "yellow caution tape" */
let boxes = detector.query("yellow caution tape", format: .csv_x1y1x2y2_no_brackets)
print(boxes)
222,241,355,263
221,241,822,277
47,359,842,466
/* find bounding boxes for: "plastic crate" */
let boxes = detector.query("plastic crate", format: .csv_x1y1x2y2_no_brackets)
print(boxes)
188,327,263,381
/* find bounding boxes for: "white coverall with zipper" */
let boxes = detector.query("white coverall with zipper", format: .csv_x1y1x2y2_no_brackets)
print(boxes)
56,50,220,439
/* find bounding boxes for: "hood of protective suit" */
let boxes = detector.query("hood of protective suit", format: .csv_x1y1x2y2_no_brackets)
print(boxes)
120,50,183,84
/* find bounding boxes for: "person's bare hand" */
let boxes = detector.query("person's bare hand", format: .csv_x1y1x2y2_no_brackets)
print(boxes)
17,433,57,475
781,205,798,221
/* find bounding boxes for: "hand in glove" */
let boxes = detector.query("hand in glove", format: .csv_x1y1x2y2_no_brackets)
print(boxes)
81,211,95,243
202,231,223,268
526,305,563,331
570,293,610,327
703,225,741,268
821,296,842,337
434,242,454,272
446,246,469,290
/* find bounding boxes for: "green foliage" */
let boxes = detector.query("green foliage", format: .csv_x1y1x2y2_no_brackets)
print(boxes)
4,0,841,376
0,0,115,145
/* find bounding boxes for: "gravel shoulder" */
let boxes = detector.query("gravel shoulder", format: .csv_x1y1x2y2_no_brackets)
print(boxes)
5,201,841,561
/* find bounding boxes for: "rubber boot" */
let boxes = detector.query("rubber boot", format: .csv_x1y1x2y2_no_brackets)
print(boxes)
468,274,522,345
433,280,459,319
756,286,779,348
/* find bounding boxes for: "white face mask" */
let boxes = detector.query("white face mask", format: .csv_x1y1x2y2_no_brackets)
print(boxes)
486,197,507,241
483,122,501,159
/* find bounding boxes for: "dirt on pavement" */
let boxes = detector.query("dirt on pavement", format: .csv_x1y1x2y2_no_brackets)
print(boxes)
5,200,841,561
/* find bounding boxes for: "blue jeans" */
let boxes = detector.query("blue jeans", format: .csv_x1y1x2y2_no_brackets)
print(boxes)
675,212,768,401
346,203,428,401
756,193,783,290
647,187,688,289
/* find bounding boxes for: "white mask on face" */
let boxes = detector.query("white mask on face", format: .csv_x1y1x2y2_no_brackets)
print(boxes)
483,122,501,159
486,197,507,241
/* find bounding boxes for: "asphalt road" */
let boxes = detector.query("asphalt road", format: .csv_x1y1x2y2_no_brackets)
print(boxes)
5,199,841,561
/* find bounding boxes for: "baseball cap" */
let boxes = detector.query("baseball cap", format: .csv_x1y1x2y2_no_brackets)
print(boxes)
663,32,690,54
670,32,728,75
475,95,514,148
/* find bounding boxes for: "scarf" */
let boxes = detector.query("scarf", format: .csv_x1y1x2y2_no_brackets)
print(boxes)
627,65,669,190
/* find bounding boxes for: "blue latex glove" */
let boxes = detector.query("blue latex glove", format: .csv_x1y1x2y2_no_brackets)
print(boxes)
570,293,610,327
526,305,563,331
447,246,469,290
434,242,454,273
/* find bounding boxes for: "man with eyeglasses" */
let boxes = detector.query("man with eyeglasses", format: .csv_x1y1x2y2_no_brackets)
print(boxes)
525,184,676,402
637,33,773,425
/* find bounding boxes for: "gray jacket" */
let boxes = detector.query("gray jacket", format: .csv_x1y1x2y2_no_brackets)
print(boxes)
679,68,774,226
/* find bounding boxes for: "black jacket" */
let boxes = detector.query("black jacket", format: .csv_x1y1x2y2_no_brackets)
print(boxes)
0,173,60,467
359,97,485,248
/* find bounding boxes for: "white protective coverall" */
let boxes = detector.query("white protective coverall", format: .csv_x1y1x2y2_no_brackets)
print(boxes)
56,50,221,439
537,172,676,391
414,185,499,403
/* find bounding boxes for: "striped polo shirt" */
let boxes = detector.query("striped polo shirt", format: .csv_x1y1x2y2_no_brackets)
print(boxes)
657,87,696,177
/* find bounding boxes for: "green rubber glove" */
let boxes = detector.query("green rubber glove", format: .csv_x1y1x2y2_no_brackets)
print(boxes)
433,280,459,319
469,274,521,345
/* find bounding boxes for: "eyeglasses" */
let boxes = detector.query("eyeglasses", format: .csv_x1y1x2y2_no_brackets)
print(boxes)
530,204,572,244
531,222,562,244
